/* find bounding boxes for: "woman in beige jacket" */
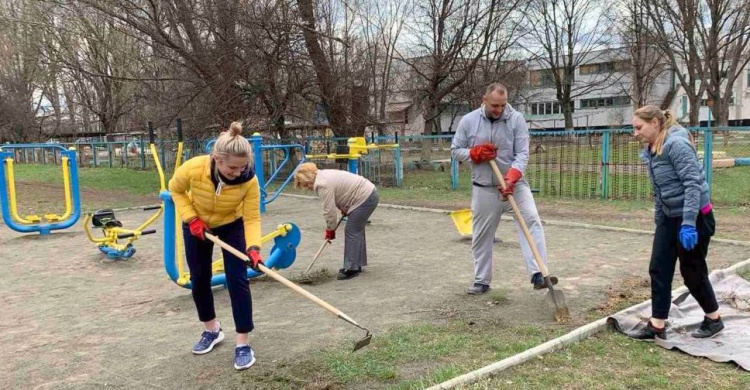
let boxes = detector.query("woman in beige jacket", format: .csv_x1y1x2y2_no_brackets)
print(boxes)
294,162,379,280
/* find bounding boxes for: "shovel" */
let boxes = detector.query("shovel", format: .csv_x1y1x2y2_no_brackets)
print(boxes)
489,160,570,322
204,232,372,351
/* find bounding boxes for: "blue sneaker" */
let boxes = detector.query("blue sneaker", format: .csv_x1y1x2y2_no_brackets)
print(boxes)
234,345,256,370
192,326,225,355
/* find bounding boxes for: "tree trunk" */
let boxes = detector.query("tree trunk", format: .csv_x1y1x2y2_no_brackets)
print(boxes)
562,100,574,130
351,82,368,137
688,96,700,127
296,0,348,136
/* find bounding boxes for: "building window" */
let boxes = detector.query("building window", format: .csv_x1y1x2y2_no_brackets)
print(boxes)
529,68,570,88
580,96,630,109
529,101,573,115
579,61,629,75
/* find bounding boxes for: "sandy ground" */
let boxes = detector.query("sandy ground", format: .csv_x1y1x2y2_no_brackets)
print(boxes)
1,195,748,389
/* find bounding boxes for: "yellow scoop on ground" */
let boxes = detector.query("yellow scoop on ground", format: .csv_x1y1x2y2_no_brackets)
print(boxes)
449,209,473,237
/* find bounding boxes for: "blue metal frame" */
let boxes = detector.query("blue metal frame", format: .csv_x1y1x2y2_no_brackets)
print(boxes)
160,190,300,289
0,144,82,235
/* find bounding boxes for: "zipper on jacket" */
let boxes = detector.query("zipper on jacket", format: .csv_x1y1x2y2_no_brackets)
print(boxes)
647,153,669,210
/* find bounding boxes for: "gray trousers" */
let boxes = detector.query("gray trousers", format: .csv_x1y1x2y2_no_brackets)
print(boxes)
344,190,379,270
471,181,548,285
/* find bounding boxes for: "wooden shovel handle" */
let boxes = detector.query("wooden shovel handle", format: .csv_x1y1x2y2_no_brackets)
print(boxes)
488,160,550,277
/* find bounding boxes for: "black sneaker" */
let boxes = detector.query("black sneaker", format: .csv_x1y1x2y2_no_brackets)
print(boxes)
692,316,724,338
337,268,361,280
466,283,490,295
531,272,559,290
631,321,667,341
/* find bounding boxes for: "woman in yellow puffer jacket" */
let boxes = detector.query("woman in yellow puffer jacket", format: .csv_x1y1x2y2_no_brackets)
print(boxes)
168,122,262,371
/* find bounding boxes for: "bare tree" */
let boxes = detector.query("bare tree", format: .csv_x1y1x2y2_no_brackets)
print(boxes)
644,0,750,126
45,5,145,134
397,0,521,159
523,0,619,129
354,0,412,135
700,0,750,126
296,0,375,137
76,0,255,127
0,0,55,142
614,0,671,109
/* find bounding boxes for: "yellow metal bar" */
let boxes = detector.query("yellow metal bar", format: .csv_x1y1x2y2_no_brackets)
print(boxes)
150,143,167,192
82,214,107,243
261,223,292,243
134,205,163,232
175,216,189,283
57,157,73,220
175,142,184,169
5,158,34,224
305,153,361,160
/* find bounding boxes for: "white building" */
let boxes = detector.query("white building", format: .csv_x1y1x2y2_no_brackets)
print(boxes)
385,49,750,134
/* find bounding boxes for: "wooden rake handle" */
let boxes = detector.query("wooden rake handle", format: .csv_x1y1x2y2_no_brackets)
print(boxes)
304,213,347,273
488,160,550,277
204,232,363,327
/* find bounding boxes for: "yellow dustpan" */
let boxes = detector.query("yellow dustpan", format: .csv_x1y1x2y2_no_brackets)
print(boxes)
449,209,473,237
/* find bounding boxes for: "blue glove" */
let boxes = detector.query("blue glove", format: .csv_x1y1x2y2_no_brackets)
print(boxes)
679,225,698,251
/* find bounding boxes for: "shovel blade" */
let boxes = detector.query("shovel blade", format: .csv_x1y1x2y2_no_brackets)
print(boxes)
353,333,372,352
545,289,571,322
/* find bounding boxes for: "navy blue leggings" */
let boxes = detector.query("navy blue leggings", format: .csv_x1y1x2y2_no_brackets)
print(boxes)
183,218,253,333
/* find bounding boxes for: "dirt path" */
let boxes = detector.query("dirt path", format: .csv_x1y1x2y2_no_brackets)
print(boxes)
1,196,748,388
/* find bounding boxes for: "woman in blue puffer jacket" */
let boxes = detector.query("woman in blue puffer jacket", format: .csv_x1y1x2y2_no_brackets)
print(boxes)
631,105,724,341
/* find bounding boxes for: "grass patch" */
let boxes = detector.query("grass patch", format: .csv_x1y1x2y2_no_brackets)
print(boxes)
487,291,508,305
713,166,750,206
252,320,565,389
11,164,162,196
461,331,750,389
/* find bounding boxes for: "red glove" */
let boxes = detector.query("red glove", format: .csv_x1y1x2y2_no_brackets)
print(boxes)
188,218,212,240
246,246,263,270
500,168,523,199
325,229,336,241
469,144,497,164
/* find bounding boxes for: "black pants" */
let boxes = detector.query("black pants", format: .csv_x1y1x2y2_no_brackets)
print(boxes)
183,218,253,333
650,211,718,319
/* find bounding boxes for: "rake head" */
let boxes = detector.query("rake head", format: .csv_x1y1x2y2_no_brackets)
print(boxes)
353,331,372,352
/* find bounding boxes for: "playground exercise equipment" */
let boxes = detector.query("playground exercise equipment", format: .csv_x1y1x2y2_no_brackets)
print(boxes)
304,135,403,186
165,130,301,288
0,144,81,234
82,121,170,259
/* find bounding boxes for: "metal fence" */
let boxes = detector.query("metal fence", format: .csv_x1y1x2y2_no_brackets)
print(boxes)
7,126,750,205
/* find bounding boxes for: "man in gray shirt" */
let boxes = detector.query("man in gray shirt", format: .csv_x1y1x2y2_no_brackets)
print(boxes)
451,83,557,294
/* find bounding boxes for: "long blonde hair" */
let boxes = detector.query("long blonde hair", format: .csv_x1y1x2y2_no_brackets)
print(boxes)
294,162,319,189
633,105,680,156
212,121,252,160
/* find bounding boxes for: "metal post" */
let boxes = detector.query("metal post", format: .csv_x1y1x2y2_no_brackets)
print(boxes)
107,142,112,167
348,157,358,174
451,155,459,190
704,110,713,193
601,131,610,199
140,137,146,169
251,133,265,213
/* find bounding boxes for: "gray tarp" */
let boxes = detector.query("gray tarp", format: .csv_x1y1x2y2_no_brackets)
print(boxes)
609,273,750,370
